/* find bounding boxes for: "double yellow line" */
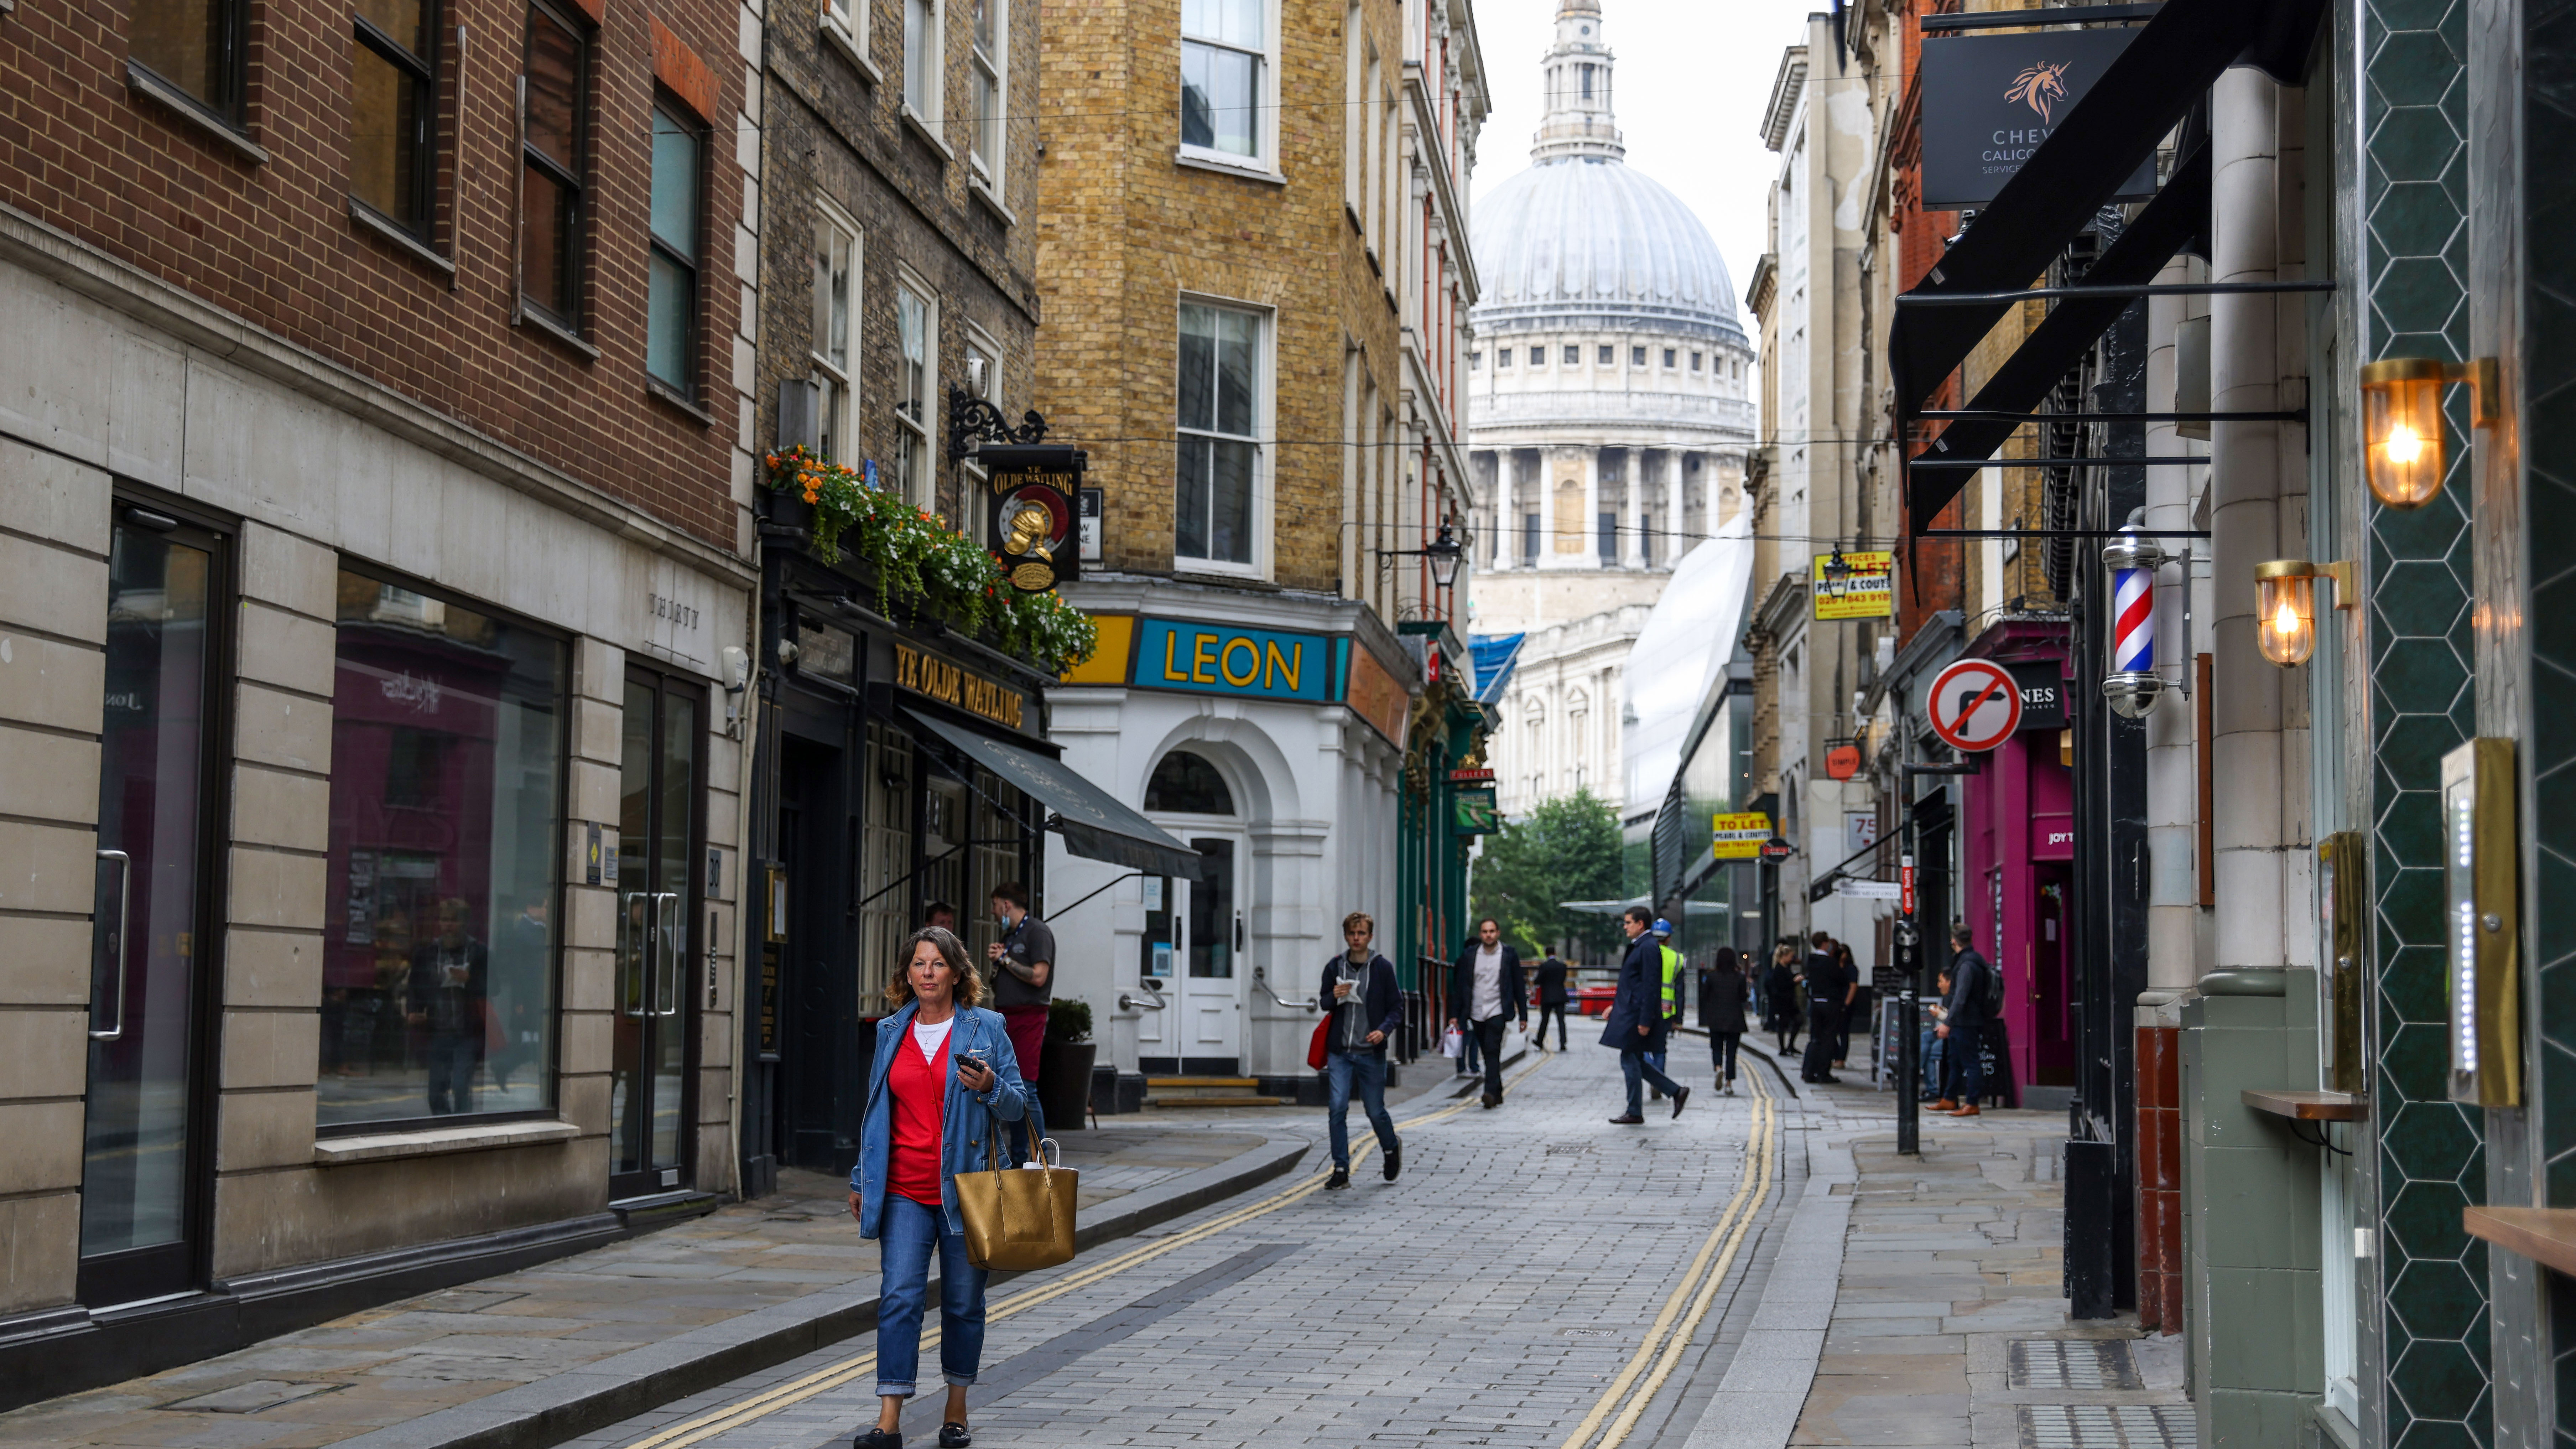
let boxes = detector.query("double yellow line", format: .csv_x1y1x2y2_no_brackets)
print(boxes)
624,1048,1558,1449
1558,1072,1779,1449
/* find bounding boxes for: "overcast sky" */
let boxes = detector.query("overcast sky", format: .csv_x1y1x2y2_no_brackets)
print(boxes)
1468,0,1825,309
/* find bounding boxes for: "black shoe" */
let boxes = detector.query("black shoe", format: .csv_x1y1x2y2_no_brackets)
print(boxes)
856,1431,902,1449
1325,1168,1351,1189
1816,1074,1842,1085
1482,1094,1501,1109
1609,1113,1646,1125
1670,1086,1691,1119
1383,1143,1403,1181
939,1424,972,1448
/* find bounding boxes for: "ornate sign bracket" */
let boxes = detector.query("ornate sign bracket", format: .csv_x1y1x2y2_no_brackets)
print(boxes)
946,386,1050,463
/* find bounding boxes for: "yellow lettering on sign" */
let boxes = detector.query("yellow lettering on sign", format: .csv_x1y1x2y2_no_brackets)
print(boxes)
893,643,1025,731
1163,631,1189,682
1220,638,1259,687
1264,640,1301,692
1191,634,1218,684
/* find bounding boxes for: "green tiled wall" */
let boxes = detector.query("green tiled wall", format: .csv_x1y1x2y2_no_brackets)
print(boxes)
2362,0,2492,1442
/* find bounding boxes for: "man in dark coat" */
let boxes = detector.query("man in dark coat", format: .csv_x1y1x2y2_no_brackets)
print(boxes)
1533,951,1573,1051
1938,924,1994,1116
1800,930,1849,1085
1449,918,1528,1108
1602,907,1688,1123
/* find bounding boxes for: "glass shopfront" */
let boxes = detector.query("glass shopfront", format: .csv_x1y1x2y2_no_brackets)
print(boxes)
319,570,566,1128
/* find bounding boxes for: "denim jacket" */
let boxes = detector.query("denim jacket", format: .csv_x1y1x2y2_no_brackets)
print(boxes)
849,1003,1031,1238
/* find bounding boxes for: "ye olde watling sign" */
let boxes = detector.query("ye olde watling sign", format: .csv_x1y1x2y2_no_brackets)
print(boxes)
1917,29,2157,209
894,642,1027,732
978,444,1086,594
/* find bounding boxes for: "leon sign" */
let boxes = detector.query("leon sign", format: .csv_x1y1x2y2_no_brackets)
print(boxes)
1917,30,2157,209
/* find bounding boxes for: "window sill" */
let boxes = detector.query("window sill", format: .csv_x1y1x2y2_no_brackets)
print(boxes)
968,178,1016,226
900,104,954,162
314,1118,581,1166
347,196,456,278
647,376,717,426
516,305,602,361
821,18,883,84
1175,149,1285,186
2465,1206,2576,1279
126,60,270,165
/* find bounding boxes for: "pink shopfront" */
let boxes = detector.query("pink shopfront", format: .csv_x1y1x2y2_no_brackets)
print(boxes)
1956,620,2077,1103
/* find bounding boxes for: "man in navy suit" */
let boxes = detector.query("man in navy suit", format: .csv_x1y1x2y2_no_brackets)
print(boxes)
1602,907,1689,1124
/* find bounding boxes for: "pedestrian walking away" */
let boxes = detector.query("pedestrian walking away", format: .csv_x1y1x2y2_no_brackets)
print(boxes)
1938,924,1994,1116
1764,945,1802,1056
1532,949,1573,1050
847,926,1031,1449
1702,946,1749,1093
1645,918,1683,1098
1602,906,1688,1123
1450,918,1528,1108
1319,912,1404,1188
1833,940,1863,1070
1800,930,1848,1085
984,882,1055,1162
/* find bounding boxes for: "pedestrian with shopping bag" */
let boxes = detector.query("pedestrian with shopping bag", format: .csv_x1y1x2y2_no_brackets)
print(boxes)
1318,912,1403,1189
846,926,1033,1449
1603,907,1688,1123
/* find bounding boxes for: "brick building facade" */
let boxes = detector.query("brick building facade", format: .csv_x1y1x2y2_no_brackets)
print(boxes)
0,0,764,1397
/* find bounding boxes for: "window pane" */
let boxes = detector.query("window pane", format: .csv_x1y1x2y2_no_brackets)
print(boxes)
973,0,994,52
1180,42,1215,149
1211,48,1256,155
1177,304,1213,430
1215,309,1255,436
1563,346,1578,364
321,574,563,1128
647,248,692,387
131,0,228,108
972,64,998,170
1598,344,1612,364
1175,434,1210,558
350,40,422,226
650,109,698,258
521,163,573,318
524,10,582,170
905,0,931,110
812,219,851,372
1210,438,1254,564
898,287,928,420
1183,0,1259,46
356,0,429,56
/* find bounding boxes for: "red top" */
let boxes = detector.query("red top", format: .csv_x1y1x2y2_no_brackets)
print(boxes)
889,1027,949,1208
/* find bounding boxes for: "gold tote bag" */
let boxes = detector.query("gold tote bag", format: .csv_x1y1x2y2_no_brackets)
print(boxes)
954,1126,1077,1271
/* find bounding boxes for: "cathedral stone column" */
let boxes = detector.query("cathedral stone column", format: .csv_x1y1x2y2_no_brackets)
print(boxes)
1620,448,1644,568
1580,447,1601,567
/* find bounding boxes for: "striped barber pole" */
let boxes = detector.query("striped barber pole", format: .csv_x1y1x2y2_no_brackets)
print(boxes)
2112,565,2154,674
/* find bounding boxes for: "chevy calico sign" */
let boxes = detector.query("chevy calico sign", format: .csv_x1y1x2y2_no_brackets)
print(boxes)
1917,29,2156,209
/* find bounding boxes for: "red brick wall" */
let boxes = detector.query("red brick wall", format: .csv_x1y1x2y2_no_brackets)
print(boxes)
0,0,741,548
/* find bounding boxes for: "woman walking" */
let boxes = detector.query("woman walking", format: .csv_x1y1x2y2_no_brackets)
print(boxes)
1764,945,1802,1056
1704,947,1749,1093
847,927,1031,1449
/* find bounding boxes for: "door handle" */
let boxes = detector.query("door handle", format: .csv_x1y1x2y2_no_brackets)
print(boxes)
621,892,648,1017
657,892,683,1017
90,849,132,1042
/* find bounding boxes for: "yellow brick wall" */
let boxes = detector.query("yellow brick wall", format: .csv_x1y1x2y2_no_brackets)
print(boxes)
1035,0,1405,597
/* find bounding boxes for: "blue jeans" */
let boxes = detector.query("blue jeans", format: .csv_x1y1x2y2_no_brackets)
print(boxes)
1326,1049,1399,1169
1620,1049,1683,1117
874,1194,987,1397
1950,1020,1984,1106
1920,1028,1946,1097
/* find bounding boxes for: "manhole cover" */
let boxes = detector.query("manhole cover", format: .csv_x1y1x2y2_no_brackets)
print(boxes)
2009,1339,2142,1390
2017,1405,2193,1449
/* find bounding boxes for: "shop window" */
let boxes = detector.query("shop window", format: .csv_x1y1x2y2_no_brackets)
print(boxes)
519,1,589,332
1146,750,1235,815
1175,299,1264,567
1181,0,1264,159
350,0,439,236
321,569,566,1129
133,0,246,123
646,101,703,394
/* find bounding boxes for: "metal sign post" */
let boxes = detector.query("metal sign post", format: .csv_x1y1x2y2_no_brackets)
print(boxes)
1896,867,1921,1157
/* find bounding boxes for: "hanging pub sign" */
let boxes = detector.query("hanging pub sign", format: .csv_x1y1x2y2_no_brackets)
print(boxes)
1811,551,1894,620
1917,29,2158,209
1453,788,1500,836
978,443,1087,593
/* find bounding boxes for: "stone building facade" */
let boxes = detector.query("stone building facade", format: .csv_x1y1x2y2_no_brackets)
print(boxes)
0,0,762,1399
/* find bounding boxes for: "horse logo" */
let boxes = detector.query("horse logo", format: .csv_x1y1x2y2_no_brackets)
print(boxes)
2005,61,2072,123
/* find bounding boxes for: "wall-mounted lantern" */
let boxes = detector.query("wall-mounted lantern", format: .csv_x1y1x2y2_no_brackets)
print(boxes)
2358,357,2498,509
2253,559,2356,668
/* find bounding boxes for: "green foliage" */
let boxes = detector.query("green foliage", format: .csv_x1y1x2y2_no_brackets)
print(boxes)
1469,788,1627,961
1046,997,1093,1043
764,447,1099,676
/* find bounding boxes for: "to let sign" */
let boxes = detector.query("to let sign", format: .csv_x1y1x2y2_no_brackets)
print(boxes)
1917,30,2158,209
1713,812,1773,860
1811,552,1894,620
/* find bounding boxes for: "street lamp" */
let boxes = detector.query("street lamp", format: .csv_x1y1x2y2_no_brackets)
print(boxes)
2252,560,2354,668
2358,357,2497,509
1383,520,1468,590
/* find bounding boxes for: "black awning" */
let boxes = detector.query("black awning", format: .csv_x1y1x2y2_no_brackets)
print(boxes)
1905,140,2211,532
1887,0,2273,419
900,708,1203,881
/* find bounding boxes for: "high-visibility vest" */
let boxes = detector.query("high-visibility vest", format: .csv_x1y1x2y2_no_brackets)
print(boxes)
1660,945,1684,1016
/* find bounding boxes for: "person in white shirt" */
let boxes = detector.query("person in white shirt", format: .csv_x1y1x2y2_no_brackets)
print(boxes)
1447,918,1528,1109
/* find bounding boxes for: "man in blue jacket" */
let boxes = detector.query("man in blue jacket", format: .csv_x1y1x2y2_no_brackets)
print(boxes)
1937,924,1992,1116
1603,906,1690,1123
1318,911,1404,1188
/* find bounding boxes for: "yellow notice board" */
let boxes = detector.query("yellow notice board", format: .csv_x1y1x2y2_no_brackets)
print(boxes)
1713,812,1773,860
1812,552,1895,620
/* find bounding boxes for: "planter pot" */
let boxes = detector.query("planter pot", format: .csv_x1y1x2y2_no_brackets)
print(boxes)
1039,1040,1097,1129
